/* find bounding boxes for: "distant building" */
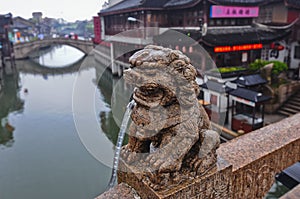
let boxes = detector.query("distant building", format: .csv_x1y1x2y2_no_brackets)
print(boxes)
32,12,43,24
255,0,300,77
106,0,123,8
13,16,36,42
0,13,14,67
97,0,298,71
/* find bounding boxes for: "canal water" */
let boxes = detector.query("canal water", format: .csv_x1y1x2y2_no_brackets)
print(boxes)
0,45,289,198
0,45,132,199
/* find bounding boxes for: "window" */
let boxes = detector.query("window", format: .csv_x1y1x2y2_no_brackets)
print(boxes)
208,18,250,27
210,94,218,105
194,11,198,17
261,46,269,60
224,19,229,25
236,102,252,116
230,19,235,25
294,46,300,59
256,7,272,24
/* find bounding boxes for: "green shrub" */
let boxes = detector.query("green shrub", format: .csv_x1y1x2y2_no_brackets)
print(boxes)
212,67,246,74
249,59,288,75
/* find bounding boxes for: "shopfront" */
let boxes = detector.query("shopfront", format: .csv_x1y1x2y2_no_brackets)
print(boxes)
229,87,270,133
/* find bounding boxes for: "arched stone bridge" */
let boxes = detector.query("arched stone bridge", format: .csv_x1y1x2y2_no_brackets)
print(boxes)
13,38,94,59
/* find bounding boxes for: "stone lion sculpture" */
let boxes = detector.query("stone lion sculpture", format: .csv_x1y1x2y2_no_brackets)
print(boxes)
121,45,220,190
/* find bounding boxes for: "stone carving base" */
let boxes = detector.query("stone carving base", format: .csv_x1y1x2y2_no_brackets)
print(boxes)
118,158,233,199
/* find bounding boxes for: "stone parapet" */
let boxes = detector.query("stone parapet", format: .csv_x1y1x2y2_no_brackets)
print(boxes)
218,113,300,198
96,113,300,199
118,158,232,199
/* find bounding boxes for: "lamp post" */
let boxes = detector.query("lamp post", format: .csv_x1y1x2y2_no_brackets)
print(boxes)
127,16,145,39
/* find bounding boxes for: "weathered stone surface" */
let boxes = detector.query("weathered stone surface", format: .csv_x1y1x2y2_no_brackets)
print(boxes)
218,113,300,199
118,158,232,199
97,113,300,199
95,183,140,199
121,45,220,191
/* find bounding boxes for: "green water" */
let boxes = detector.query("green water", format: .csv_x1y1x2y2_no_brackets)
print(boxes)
0,45,132,199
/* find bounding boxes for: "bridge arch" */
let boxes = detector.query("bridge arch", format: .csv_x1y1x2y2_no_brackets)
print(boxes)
14,38,94,59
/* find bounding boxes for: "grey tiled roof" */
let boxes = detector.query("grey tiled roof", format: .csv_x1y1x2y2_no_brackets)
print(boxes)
229,87,270,103
101,0,200,14
201,80,233,93
203,27,291,46
232,74,268,87
164,0,200,7
207,0,280,5
100,0,142,13
101,0,282,14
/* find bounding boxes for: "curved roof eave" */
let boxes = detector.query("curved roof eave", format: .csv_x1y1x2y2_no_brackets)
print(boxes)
285,0,300,9
100,0,203,16
100,7,163,16
164,0,202,9
207,0,281,6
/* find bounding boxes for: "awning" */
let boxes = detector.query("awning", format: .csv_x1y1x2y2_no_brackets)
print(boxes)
202,27,291,46
200,80,233,93
232,74,268,87
229,87,270,103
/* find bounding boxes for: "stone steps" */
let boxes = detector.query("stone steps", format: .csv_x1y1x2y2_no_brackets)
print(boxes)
289,100,300,107
277,110,294,117
280,107,299,114
277,91,300,116
290,98,300,103
285,104,300,111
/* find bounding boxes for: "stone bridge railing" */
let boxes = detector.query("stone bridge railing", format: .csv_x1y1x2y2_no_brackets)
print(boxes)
13,38,94,59
97,113,300,199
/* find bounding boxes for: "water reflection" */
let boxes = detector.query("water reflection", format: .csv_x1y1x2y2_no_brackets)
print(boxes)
16,57,86,76
0,46,118,198
0,73,24,147
30,45,85,68
95,64,133,145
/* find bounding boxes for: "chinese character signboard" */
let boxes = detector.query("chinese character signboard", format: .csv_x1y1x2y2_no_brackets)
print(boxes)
214,44,262,53
210,6,259,18
93,16,101,44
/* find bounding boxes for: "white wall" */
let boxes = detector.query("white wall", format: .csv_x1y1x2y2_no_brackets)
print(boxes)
203,89,228,110
290,41,300,70
268,40,287,63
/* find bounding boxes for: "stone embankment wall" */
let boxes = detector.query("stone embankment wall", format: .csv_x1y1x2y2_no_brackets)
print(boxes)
265,81,300,113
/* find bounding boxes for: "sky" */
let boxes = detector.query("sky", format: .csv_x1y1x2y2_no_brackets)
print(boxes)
0,0,106,22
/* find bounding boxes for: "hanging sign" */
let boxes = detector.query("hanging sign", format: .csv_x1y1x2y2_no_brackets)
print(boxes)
232,96,255,107
210,6,259,18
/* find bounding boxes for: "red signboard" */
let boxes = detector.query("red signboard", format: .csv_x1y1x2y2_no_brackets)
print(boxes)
210,6,259,18
214,43,263,53
93,16,101,44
